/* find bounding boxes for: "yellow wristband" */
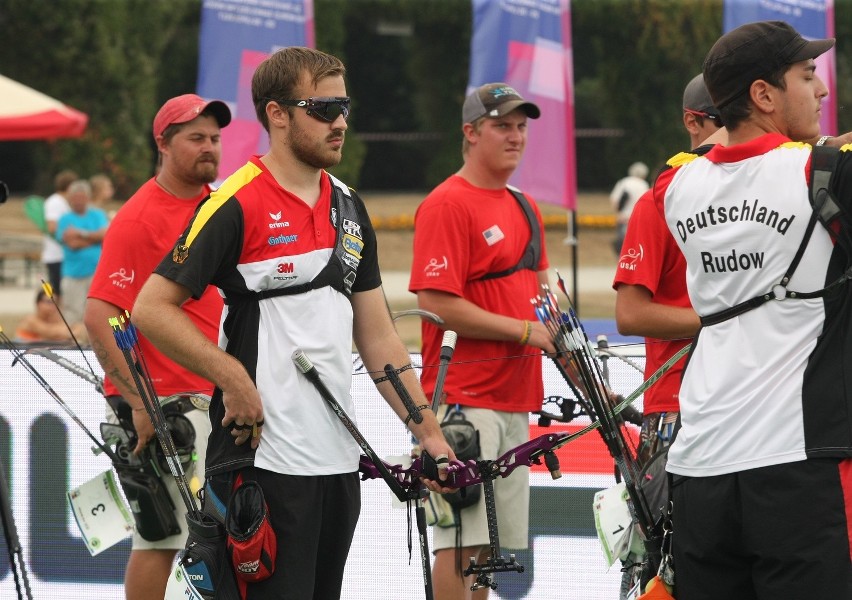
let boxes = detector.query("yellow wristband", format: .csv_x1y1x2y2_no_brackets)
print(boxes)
518,320,532,345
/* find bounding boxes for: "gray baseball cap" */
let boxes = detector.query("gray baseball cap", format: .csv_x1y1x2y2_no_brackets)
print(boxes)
462,83,541,124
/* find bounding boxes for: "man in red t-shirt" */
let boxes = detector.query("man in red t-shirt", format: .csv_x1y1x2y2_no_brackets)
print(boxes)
84,94,230,600
612,74,725,464
410,83,555,600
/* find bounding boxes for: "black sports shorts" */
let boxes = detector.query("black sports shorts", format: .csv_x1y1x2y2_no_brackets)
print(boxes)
671,458,852,600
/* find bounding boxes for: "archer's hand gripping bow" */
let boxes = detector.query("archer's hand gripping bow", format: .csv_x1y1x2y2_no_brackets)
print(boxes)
293,349,573,594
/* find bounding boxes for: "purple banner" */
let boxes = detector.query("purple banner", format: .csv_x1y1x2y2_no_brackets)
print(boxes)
197,0,313,178
724,0,836,134
469,0,577,209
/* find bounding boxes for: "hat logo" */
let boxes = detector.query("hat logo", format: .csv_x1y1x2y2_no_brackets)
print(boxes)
490,86,518,98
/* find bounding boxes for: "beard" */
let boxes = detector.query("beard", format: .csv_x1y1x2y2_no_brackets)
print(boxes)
288,118,344,169
189,157,219,185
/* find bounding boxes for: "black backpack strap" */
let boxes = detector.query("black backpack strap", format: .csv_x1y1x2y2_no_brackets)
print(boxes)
477,187,541,282
812,145,842,227
701,145,844,327
224,183,363,306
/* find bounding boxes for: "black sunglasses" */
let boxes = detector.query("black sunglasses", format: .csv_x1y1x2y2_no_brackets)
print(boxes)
278,97,351,123
684,108,724,127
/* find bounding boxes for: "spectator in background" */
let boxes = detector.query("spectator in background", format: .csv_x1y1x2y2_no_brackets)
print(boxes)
15,289,87,344
41,169,77,295
56,179,109,324
610,161,649,255
89,173,116,217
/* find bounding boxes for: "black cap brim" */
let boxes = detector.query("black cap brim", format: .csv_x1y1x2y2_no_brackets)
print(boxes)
205,100,232,128
790,38,835,62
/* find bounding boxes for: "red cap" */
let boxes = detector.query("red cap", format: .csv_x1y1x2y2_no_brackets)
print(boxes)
152,94,231,140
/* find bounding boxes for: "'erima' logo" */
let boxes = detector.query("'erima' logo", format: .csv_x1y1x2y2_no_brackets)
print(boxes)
268,211,290,229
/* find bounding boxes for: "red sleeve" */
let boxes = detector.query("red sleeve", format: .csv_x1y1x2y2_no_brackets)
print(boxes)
612,192,667,296
409,200,471,296
88,219,164,311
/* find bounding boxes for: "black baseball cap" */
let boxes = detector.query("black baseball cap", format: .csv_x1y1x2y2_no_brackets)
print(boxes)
703,20,834,110
462,83,541,124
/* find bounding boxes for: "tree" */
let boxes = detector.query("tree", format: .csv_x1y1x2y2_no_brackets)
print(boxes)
0,0,201,196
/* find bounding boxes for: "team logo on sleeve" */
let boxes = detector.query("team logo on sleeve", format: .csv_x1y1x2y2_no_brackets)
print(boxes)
109,268,135,289
424,256,448,277
618,245,643,271
173,244,189,264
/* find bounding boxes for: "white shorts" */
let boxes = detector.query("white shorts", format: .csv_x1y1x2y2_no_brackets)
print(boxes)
432,407,530,551
106,399,211,551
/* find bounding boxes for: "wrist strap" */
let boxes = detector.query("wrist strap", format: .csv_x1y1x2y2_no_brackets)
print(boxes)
518,320,532,345
404,405,430,426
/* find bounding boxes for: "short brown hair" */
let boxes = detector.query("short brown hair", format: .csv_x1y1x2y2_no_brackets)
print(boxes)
54,169,78,193
251,47,346,132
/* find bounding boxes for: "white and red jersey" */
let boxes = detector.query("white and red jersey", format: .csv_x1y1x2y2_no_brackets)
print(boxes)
655,133,852,476
156,157,380,477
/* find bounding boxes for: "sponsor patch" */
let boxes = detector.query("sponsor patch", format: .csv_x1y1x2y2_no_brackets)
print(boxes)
342,218,362,239
343,233,363,259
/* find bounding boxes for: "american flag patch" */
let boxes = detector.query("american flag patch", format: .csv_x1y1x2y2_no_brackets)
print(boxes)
482,225,504,246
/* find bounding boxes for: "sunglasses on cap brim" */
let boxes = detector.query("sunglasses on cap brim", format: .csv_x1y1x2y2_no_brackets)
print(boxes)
277,97,351,123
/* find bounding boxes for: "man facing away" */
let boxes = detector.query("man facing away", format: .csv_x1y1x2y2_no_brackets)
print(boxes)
85,93,231,600
132,47,454,600
656,21,852,598
409,83,556,600
613,74,723,468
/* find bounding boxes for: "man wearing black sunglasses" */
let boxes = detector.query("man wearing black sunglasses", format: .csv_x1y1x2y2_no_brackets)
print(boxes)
133,47,455,599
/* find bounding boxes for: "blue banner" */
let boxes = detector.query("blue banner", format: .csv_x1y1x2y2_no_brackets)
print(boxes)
469,0,576,209
197,0,313,177
724,0,836,134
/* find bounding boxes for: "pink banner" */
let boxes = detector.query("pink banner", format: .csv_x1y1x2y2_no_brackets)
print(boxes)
469,0,577,209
